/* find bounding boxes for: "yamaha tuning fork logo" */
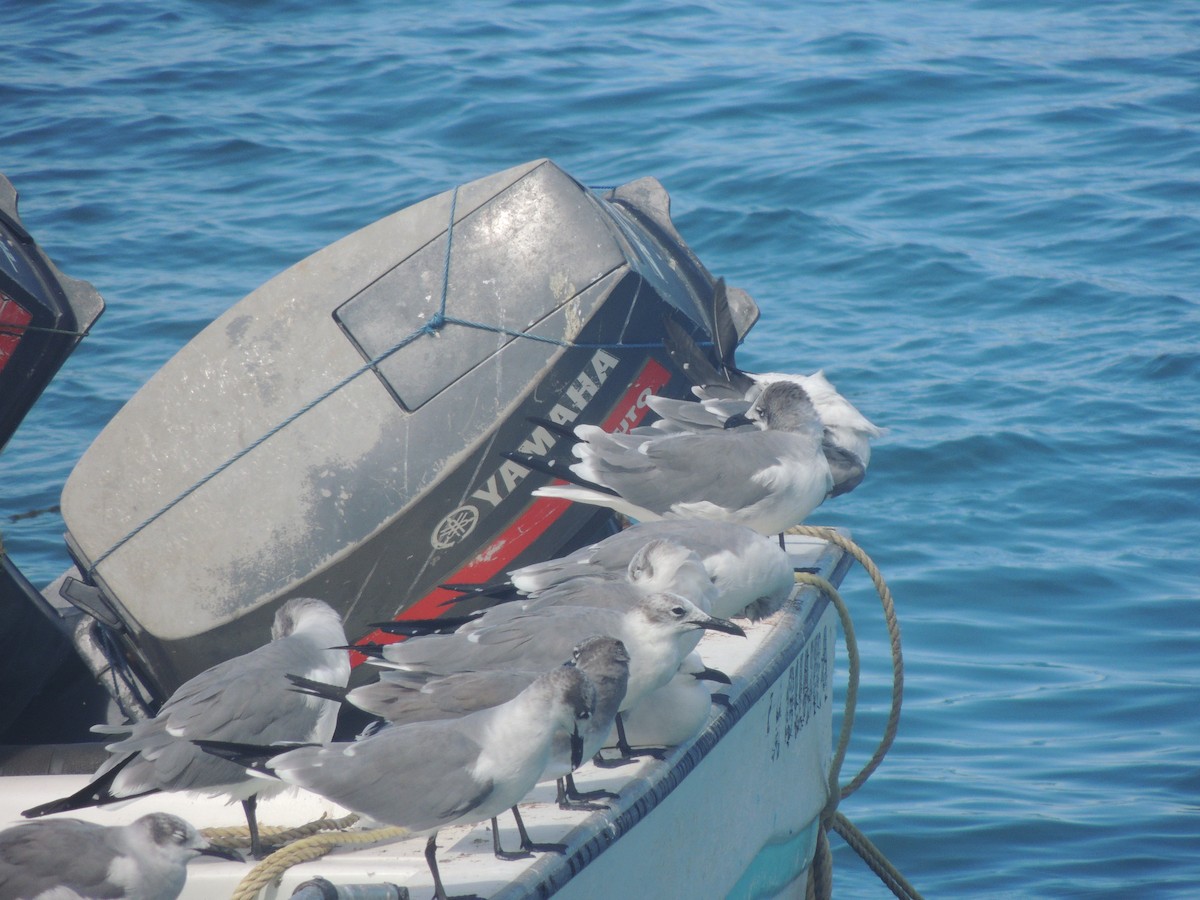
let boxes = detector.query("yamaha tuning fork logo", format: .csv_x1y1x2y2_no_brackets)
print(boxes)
432,505,481,549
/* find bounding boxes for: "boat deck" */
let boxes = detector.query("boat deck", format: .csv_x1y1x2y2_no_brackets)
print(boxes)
0,533,849,900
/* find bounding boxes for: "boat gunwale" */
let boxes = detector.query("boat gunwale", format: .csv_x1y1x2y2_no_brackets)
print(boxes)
489,537,851,899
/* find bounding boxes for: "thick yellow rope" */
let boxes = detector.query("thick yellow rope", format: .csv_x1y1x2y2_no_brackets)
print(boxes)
791,527,922,900
793,571,859,806
788,525,904,798
202,813,361,851
227,824,410,900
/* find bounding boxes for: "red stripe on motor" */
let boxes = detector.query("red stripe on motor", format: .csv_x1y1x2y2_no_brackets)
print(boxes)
350,356,672,666
0,294,33,375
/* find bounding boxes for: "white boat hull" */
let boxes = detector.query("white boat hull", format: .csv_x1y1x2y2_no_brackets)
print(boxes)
0,534,845,900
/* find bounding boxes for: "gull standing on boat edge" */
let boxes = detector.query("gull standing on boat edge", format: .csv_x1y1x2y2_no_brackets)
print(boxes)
482,519,794,621
20,597,351,860
525,380,833,536
196,664,596,900
362,591,744,718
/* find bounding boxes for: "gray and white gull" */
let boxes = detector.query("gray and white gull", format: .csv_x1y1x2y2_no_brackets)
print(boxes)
494,520,794,621
658,277,883,495
361,591,743,717
198,664,596,900
0,812,239,900
289,635,632,809
22,597,350,859
527,380,833,535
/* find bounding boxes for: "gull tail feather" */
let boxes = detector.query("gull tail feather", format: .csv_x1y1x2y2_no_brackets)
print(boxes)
21,754,149,818
192,739,313,774
285,673,349,704
503,451,619,496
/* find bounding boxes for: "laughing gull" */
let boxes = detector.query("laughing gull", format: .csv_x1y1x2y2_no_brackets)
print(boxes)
520,380,833,536
498,540,720,658
659,277,883,490
22,597,350,859
0,813,240,900
362,592,744,717
614,651,729,750
637,379,875,498
443,538,717,622
197,664,596,900
288,636,631,809
517,538,718,616
489,520,794,621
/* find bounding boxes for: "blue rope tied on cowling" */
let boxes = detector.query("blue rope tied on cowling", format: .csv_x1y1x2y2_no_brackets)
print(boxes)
83,184,695,580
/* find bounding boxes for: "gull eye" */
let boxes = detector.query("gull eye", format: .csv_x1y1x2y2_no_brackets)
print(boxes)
578,710,591,720
671,605,687,617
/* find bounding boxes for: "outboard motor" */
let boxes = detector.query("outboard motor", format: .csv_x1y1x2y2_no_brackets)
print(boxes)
0,174,105,739
34,160,762,716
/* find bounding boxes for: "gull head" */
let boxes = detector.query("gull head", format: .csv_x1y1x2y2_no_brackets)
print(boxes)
635,592,746,638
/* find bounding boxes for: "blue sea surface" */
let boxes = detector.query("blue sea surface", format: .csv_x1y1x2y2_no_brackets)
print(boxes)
3,1,1198,896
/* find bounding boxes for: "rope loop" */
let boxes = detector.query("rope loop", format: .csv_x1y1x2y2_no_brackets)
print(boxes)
226,822,409,900
789,526,921,900
202,813,361,852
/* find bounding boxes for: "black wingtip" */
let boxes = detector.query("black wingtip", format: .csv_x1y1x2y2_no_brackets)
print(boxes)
440,580,516,599
504,450,620,497
503,450,570,479
192,738,312,771
285,673,348,703
22,797,76,819
21,753,139,818
338,642,388,659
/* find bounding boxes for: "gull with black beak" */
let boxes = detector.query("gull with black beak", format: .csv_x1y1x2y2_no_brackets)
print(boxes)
21,597,350,859
197,663,596,900
0,812,240,900
450,520,793,622
361,591,744,722
291,635,632,811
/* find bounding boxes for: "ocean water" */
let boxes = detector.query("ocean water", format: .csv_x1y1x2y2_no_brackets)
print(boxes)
3,1,1198,896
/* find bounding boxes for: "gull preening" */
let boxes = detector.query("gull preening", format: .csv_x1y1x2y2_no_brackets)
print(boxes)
520,380,833,536
0,813,239,900
660,277,883,495
22,597,350,859
514,538,718,616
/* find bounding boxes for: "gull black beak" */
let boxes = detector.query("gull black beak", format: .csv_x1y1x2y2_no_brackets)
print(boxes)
198,843,244,863
698,615,746,638
570,727,585,770
722,412,754,430
692,666,732,685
